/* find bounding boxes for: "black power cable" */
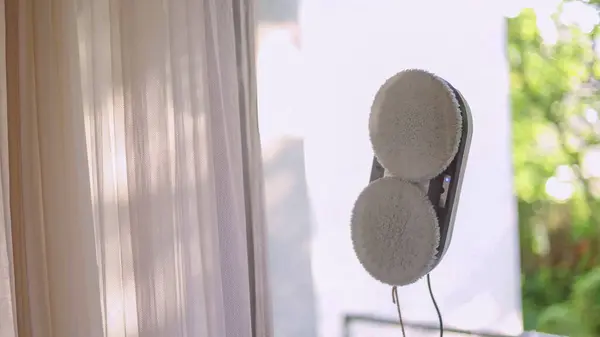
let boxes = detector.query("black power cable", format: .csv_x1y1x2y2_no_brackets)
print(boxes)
392,274,444,337
427,274,444,337
391,286,407,337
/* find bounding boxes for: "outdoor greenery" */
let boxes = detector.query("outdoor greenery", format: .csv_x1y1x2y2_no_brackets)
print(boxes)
508,1,600,335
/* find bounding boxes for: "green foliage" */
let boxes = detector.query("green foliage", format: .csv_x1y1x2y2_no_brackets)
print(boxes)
572,268,600,335
508,2,600,335
537,302,580,336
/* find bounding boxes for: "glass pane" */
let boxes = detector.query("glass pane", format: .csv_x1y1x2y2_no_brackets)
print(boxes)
256,1,522,336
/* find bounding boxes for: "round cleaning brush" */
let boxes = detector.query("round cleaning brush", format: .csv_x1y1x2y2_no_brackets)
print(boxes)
370,69,462,181
351,177,440,286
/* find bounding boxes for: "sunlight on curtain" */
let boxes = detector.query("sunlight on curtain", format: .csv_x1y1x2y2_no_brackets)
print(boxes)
2,0,265,336
0,1,17,336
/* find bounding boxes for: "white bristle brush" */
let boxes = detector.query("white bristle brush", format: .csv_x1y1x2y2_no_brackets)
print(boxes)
352,68,472,287
369,69,462,182
351,177,440,286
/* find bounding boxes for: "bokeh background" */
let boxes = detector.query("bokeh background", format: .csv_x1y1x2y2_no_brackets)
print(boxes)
256,1,600,336
509,2,600,336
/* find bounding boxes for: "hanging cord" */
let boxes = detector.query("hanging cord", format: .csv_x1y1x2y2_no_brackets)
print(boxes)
391,286,406,337
427,274,443,337
392,275,443,337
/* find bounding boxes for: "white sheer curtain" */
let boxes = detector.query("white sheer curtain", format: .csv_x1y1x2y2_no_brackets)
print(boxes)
1,1,17,336
0,0,270,336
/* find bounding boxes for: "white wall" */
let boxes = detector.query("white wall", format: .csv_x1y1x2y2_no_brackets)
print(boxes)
258,1,522,336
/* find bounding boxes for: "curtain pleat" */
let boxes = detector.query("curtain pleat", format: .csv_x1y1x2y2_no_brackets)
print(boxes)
1,0,270,336
0,0,17,336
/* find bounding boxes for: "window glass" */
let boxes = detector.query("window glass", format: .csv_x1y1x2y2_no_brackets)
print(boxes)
256,1,525,336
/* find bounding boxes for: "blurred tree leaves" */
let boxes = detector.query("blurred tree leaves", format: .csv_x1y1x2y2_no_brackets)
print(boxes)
508,2,600,336
572,267,600,334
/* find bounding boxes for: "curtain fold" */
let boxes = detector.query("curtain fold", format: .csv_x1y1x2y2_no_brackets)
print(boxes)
0,0,17,336
1,0,270,336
